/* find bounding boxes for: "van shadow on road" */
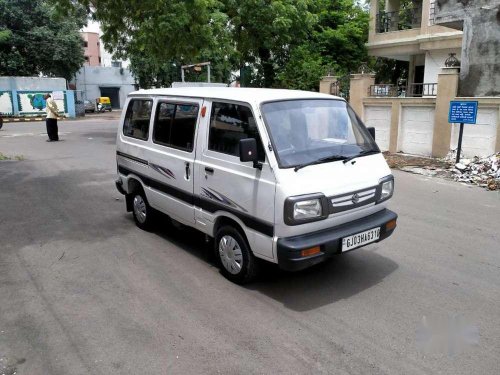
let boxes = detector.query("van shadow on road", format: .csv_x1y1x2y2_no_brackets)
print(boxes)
247,249,398,312
149,216,399,312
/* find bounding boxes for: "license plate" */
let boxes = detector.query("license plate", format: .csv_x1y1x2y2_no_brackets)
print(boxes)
342,227,380,252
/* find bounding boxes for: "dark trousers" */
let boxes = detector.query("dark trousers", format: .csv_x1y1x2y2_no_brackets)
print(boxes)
46,118,59,141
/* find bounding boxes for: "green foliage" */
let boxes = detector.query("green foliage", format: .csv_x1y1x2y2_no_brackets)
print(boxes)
372,57,409,84
312,0,370,74
223,0,316,87
51,0,373,89
275,45,325,91
53,0,237,88
0,0,86,81
130,58,181,89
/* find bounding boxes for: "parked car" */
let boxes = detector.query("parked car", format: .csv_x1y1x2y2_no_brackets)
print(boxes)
84,100,95,113
115,87,397,283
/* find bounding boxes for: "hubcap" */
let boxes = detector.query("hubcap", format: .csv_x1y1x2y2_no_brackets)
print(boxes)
133,195,147,224
218,235,243,275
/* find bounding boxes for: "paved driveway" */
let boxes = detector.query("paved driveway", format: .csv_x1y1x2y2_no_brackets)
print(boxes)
1,119,499,374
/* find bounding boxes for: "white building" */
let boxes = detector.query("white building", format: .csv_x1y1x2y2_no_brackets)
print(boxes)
367,0,462,95
74,21,136,108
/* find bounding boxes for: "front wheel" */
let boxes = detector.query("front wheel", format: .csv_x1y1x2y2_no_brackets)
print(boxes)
215,226,259,284
131,190,154,231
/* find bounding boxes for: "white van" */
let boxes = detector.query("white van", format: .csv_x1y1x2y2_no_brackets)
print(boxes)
115,88,397,283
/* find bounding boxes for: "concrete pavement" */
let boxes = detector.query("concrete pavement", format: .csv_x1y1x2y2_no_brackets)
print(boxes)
0,119,499,374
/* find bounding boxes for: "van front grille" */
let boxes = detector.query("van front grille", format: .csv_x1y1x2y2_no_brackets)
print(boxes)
328,187,378,213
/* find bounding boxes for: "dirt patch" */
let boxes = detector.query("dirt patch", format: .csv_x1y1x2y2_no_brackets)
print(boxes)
383,152,452,170
384,151,500,190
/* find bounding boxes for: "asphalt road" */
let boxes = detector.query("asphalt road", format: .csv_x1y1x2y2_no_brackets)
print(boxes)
1,118,499,375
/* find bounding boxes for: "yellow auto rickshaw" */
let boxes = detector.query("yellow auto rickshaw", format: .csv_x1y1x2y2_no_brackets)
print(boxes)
96,97,112,112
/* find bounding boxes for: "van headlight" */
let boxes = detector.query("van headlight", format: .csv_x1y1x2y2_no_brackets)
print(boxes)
294,199,322,220
377,176,394,203
284,194,328,225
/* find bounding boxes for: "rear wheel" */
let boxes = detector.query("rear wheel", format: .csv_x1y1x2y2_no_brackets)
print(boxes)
131,190,154,230
215,226,259,284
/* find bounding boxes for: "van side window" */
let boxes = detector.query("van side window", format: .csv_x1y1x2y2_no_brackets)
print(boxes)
208,102,265,161
123,99,152,140
153,102,198,152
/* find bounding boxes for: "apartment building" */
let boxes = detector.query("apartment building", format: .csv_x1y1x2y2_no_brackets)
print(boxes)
81,31,101,66
367,0,462,95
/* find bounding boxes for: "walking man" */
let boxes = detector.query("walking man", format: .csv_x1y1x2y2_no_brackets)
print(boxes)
44,93,59,141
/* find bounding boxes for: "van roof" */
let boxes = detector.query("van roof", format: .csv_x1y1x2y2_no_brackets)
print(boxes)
128,87,343,104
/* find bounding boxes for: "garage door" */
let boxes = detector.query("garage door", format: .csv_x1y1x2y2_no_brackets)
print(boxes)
399,106,435,156
450,108,498,158
364,106,391,151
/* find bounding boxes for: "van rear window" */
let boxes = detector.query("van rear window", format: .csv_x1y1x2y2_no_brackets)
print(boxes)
123,99,153,141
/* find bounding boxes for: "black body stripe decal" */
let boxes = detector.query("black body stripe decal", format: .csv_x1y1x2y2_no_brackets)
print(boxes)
118,166,193,205
149,163,176,179
116,151,148,165
200,187,248,213
194,196,274,237
118,166,274,237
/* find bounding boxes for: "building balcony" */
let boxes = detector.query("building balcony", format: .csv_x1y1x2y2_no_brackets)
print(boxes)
376,5,422,33
367,0,462,63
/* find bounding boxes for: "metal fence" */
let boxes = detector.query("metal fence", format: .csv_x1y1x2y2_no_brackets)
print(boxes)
376,4,422,33
74,90,85,117
330,75,351,101
368,83,437,98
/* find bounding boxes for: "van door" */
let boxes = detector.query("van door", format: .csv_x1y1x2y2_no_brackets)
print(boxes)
146,98,202,225
194,100,276,261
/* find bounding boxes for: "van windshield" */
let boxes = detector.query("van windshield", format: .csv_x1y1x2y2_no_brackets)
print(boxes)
261,99,379,169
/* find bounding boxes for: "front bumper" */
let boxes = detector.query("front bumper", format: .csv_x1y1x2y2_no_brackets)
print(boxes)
277,209,397,271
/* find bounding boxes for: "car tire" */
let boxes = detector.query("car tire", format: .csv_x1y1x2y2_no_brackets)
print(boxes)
131,189,154,231
215,225,259,284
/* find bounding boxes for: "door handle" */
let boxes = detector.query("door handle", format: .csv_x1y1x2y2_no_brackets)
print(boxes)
205,167,214,174
185,162,190,180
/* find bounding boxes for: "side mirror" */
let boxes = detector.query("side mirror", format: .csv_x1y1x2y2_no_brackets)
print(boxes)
367,127,376,141
239,138,262,169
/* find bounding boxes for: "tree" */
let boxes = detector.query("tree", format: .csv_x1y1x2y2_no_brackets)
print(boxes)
51,0,372,90
275,0,370,90
312,0,369,75
129,57,181,89
52,0,237,88
275,45,325,91
0,0,86,81
223,0,316,87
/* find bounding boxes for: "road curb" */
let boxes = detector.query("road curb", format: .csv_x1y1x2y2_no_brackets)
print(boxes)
2,117,46,123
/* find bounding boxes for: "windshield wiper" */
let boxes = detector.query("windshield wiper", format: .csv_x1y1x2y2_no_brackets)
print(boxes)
342,149,380,164
294,155,348,172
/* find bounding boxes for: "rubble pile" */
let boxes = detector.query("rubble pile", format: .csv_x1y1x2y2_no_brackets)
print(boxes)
449,152,500,190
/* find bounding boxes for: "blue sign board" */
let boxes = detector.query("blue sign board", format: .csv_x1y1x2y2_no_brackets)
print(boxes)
448,101,478,124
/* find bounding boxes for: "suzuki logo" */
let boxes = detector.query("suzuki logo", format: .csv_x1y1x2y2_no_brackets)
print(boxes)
351,193,360,204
